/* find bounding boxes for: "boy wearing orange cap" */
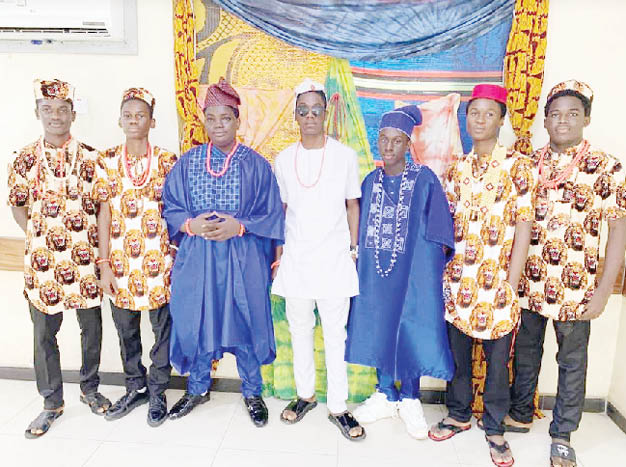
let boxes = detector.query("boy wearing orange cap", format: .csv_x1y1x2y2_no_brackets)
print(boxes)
506,80,626,467
95,88,178,427
8,79,111,438
429,84,535,467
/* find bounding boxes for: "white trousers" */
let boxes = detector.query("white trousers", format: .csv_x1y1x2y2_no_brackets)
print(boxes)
285,297,350,414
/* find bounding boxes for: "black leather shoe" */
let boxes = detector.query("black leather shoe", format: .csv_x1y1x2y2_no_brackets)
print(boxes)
105,390,149,421
147,393,168,427
168,392,210,420
244,396,268,427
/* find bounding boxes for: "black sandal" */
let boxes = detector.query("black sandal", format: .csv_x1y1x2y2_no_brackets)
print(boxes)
24,409,64,439
80,392,111,415
280,398,318,424
550,442,577,467
328,411,366,441
485,435,514,467
428,419,471,441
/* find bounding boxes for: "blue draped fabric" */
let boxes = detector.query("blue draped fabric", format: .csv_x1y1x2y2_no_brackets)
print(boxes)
345,162,455,382
162,144,285,374
351,19,512,156
212,0,515,60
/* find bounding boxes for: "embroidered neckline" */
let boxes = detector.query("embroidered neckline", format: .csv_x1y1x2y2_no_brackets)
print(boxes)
206,141,239,178
372,162,421,277
458,144,507,220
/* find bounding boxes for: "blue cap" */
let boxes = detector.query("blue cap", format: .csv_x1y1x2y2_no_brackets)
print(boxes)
379,105,422,138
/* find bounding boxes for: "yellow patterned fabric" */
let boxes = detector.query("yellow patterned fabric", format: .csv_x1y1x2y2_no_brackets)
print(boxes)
173,0,207,152
193,1,329,163
504,0,549,155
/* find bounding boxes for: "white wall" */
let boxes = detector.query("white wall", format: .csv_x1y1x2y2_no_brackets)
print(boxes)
609,298,626,413
1,0,625,397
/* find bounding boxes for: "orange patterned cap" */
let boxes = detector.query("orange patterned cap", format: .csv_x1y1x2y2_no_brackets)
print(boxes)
34,79,74,103
547,80,593,104
122,87,156,109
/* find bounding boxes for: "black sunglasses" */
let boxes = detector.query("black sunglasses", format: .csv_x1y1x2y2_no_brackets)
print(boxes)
295,105,325,118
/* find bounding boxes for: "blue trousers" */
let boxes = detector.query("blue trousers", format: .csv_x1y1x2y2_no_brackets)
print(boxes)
187,347,262,398
376,369,421,402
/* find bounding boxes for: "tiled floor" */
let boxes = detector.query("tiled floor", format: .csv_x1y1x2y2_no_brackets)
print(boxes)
0,379,624,466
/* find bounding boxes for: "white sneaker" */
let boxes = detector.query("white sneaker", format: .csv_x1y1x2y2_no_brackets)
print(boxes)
398,398,428,439
353,391,398,424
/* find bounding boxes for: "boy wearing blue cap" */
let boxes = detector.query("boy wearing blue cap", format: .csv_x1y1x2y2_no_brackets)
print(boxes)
345,105,455,440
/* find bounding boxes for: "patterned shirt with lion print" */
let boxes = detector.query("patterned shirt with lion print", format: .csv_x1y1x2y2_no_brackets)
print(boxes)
94,145,177,312
519,140,626,321
7,138,102,315
443,146,536,340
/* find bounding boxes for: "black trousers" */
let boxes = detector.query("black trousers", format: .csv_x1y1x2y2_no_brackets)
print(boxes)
509,309,590,441
110,301,172,395
29,302,103,410
446,322,513,436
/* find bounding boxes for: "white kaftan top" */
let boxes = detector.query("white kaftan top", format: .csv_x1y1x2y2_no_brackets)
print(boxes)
272,137,360,298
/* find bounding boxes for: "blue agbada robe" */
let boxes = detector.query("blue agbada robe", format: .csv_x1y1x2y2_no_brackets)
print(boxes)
345,163,455,382
162,143,284,374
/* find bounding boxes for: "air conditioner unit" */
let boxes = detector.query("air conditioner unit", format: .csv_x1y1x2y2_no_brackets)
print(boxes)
0,0,137,54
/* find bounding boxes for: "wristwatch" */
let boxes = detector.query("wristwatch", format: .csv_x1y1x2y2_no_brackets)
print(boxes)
350,245,359,259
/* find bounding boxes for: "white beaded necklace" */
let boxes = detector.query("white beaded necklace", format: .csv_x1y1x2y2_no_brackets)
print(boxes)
373,165,409,278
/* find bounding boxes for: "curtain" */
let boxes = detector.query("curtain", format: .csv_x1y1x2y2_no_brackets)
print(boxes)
324,58,375,180
504,0,550,154
213,0,515,61
173,0,207,153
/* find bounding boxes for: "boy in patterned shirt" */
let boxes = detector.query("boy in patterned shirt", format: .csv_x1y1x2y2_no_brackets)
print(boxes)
8,79,111,438
429,84,534,467
506,80,626,467
95,88,178,427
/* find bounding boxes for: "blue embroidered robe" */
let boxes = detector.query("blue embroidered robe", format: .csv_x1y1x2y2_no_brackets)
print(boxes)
345,162,456,382
162,143,284,374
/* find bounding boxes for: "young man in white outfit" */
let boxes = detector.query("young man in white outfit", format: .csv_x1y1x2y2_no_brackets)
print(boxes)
272,79,364,441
